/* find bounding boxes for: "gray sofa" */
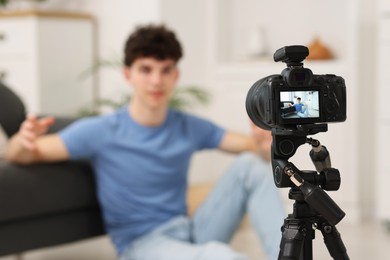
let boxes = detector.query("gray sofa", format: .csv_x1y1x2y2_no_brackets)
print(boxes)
0,159,105,256
0,82,105,256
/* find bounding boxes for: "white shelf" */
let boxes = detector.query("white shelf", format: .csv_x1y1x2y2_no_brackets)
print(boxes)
213,0,353,64
0,11,95,116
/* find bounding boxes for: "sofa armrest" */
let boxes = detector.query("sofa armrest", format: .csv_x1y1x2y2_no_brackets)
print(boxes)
0,160,99,222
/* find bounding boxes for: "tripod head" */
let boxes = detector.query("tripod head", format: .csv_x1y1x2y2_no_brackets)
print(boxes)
271,123,328,188
270,124,345,226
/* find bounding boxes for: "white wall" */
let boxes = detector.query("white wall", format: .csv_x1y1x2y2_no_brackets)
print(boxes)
355,0,378,221
40,0,162,102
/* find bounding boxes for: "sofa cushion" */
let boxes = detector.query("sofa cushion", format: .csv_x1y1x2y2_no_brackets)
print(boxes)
0,160,100,223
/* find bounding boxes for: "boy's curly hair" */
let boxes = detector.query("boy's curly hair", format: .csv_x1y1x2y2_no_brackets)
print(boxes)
124,24,183,66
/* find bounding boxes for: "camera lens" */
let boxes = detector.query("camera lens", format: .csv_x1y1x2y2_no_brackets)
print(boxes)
246,78,272,130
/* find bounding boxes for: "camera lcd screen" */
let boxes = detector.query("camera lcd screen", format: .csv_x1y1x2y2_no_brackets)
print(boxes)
280,90,320,119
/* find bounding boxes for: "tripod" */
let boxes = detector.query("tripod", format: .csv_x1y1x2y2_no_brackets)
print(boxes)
278,188,349,260
270,125,350,260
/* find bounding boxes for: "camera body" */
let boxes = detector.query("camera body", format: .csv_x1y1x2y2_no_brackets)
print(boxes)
246,46,347,130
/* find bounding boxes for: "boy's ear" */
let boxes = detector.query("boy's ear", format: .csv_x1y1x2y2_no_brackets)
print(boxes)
123,67,131,81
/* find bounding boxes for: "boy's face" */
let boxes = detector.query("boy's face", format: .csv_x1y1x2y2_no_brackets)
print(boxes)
124,57,179,111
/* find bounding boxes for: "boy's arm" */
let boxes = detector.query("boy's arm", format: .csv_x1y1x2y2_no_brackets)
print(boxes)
4,114,69,164
218,124,272,162
218,132,256,154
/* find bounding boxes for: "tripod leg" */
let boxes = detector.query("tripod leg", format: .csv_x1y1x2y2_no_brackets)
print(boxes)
319,221,350,260
302,231,314,260
278,216,307,260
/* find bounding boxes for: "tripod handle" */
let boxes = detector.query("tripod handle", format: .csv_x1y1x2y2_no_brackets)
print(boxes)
308,138,332,173
310,146,331,171
291,175,345,226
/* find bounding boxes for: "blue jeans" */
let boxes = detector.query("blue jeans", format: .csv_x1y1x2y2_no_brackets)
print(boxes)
119,153,285,260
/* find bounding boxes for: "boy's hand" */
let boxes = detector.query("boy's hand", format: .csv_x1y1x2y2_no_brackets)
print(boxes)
17,114,55,151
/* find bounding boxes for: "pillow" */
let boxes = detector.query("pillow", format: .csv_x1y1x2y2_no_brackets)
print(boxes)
0,81,26,138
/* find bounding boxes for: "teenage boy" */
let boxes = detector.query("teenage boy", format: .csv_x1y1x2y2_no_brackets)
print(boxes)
5,25,285,259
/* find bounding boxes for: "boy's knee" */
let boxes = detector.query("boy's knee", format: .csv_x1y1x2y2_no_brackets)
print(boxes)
235,152,270,175
231,152,273,186
235,152,265,167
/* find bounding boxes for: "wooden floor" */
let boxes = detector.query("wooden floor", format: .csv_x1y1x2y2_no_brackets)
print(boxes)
1,220,389,259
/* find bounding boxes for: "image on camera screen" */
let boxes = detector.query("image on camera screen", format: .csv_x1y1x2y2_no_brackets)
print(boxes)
280,90,320,119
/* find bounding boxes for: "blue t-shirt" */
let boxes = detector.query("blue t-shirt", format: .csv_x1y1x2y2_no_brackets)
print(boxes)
59,106,225,255
294,103,304,112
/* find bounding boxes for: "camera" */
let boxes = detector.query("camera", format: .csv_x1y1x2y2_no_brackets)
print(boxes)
246,45,347,130
245,46,349,258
